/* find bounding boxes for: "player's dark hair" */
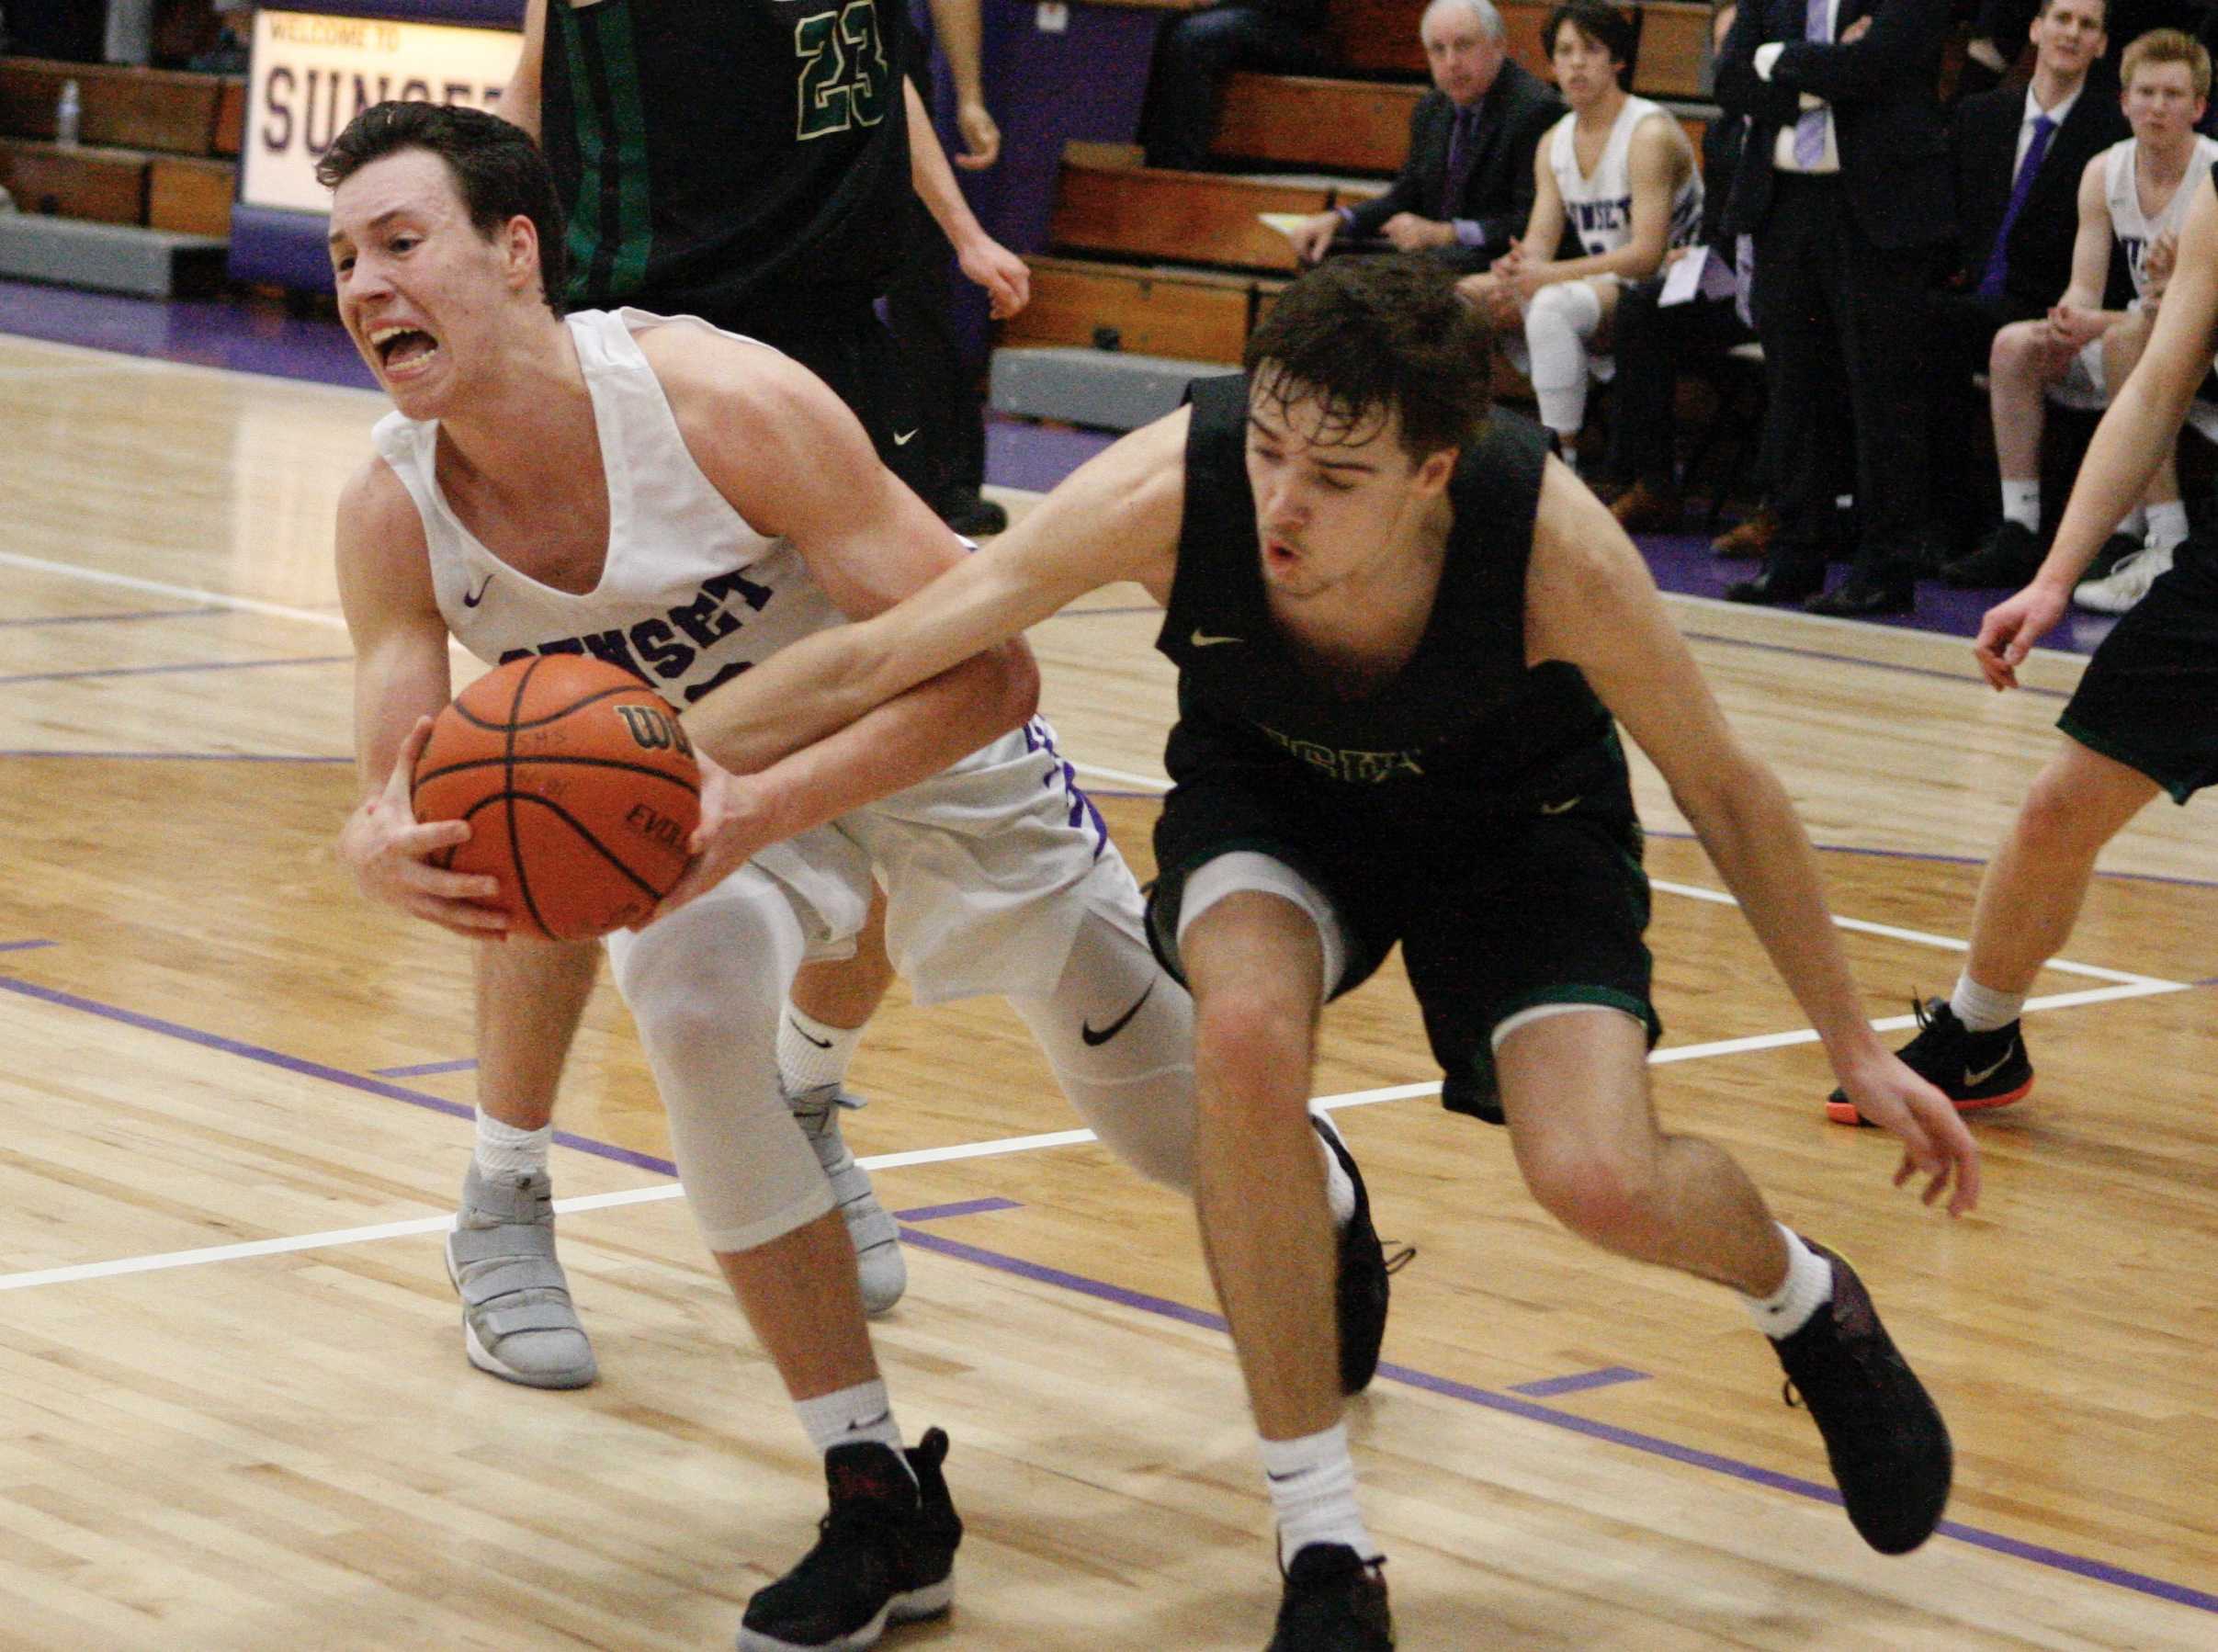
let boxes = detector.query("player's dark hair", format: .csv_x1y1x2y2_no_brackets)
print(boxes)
1243,255,1494,461
317,101,568,313
1544,0,1637,73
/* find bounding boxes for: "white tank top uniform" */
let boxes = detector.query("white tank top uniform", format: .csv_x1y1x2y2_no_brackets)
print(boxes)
2054,137,2218,427
1546,95,1704,268
373,308,1129,1003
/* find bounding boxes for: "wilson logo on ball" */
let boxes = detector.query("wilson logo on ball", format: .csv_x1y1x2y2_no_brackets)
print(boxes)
614,704,693,756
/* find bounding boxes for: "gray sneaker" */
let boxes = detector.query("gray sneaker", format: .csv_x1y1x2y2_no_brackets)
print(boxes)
445,1163,597,1389
787,1083,907,1316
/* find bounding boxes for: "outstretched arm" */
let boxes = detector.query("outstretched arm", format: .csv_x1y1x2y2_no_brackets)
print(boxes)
684,405,1191,776
1528,461,1981,1214
496,0,545,141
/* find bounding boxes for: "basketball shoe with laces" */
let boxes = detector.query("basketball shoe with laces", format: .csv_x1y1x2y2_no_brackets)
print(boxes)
738,1428,963,1652
787,1082,908,1315
1267,1544,1394,1651
1771,1240,1952,1555
1311,1115,1392,1395
1825,999,2031,1125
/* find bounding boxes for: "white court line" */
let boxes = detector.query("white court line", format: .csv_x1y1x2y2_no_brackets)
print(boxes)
1648,877,2178,987
1,974,2196,1295
0,549,351,631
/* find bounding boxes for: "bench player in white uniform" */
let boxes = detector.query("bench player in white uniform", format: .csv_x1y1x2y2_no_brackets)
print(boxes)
1976,28,2215,610
1458,0,1701,456
320,103,1386,1652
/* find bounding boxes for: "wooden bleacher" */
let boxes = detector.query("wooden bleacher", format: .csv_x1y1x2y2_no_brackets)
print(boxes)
1001,0,1720,388
0,55,243,281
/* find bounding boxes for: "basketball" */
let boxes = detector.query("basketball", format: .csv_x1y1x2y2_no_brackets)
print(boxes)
412,656,703,940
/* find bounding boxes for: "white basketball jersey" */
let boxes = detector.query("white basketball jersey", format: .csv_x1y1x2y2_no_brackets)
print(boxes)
1548,96,1703,259
2103,135,2218,300
371,308,844,706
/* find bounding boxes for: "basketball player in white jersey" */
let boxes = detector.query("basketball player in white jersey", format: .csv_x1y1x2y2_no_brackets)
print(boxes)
1972,28,2215,610
318,103,1386,1652
1457,0,1701,456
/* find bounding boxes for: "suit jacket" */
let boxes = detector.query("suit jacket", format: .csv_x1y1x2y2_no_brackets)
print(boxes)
1947,79,2126,318
1342,60,1565,270
1716,0,1954,250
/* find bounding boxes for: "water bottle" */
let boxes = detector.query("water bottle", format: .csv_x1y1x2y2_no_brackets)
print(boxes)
55,79,81,149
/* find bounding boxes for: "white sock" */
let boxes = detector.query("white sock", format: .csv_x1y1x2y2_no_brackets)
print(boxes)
795,1379,913,1479
1261,1422,1377,1567
1999,481,2040,532
779,1001,864,1094
1313,1115,1358,1228
1744,1226,1834,1340
2144,500,2189,551
2119,505,2147,539
473,1111,551,1181
1950,973,2026,1034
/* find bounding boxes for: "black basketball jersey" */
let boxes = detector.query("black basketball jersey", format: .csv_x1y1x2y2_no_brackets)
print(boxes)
1158,373,1615,795
540,0,910,317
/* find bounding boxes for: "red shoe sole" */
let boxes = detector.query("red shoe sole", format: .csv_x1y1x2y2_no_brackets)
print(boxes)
1825,1078,2034,1126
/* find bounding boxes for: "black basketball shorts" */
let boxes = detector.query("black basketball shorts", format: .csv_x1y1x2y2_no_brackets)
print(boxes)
1147,737,1662,1125
2058,545,2218,803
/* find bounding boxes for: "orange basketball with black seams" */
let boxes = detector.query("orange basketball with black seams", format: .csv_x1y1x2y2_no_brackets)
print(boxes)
413,655,703,940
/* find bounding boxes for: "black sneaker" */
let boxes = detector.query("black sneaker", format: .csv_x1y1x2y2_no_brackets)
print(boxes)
1313,1115,1392,1395
1940,519,2042,588
1826,999,2032,1125
1267,1544,1394,1651
737,1429,962,1652
1771,1241,1952,1556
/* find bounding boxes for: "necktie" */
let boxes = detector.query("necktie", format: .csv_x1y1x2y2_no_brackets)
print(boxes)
1977,113,2059,301
1793,0,1832,166
1443,107,1478,219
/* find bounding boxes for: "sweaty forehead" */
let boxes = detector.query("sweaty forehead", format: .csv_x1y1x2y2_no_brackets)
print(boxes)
1247,377,1398,455
332,149,463,232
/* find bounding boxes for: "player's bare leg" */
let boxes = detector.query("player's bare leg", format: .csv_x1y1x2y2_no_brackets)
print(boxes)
448,936,602,1388
1499,1010,1952,1555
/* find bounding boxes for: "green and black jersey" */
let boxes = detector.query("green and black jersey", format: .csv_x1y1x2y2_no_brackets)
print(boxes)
540,0,911,319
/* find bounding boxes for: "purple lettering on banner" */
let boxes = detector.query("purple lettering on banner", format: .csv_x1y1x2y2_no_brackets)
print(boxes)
261,66,295,153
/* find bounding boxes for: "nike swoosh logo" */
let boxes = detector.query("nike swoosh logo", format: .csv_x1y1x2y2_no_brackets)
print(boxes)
1541,796,1580,815
1081,980,1154,1047
1964,1044,2018,1087
845,1409,893,1432
1190,629,1243,648
787,1017,832,1050
892,428,919,447
462,572,494,608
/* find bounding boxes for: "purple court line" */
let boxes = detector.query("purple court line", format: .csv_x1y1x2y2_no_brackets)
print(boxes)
0,655,353,688
892,1197,1023,1223
0,941,56,953
894,1228,2218,1616
0,607,221,628
5,969,2214,1615
0,974,679,1180
1509,1366,1650,1398
372,1058,479,1080
1679,628,2074,701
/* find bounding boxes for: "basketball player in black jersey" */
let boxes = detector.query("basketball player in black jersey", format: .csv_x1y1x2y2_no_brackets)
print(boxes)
1834,170,2218,1127
680,256,1982,1649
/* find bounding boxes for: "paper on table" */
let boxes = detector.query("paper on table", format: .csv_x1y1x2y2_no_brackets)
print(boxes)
1260,212,1314,241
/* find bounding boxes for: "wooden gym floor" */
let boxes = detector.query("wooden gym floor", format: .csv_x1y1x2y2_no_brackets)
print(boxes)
0,332,2212,1648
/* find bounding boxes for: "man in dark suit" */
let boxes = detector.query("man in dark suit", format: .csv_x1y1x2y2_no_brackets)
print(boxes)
1930,0,2124,560
1286,0,1564,269
1717,0,1957,616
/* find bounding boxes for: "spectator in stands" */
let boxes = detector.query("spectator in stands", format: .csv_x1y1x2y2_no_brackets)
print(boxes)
1601,2,1759,530
1137,0,1335,172
1456,1,1702,464
1949,28,2216,611
1927,0,2124,558
1285,0,1564,269
1717,0,1955,617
